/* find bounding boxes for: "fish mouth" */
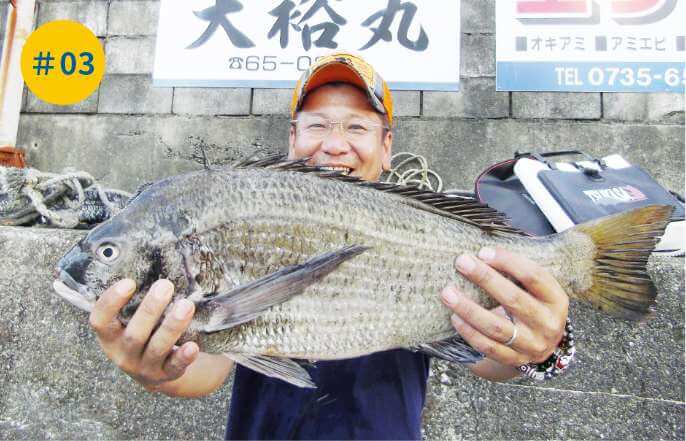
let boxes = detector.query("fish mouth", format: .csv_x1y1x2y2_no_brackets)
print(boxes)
53,270,96,313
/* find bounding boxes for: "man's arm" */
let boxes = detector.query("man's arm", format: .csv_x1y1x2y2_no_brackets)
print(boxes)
440,247,569,381
89,279,234,398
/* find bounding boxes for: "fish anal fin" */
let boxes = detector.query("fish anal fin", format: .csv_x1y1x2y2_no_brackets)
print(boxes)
413,336,484,364
224,353,316,388
197,245,368,332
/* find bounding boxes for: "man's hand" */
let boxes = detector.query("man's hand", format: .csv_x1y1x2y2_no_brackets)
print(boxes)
89,279,199,390
440,247,569,376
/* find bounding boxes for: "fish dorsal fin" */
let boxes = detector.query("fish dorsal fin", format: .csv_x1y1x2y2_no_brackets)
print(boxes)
234,154,527,236
124,181,154,207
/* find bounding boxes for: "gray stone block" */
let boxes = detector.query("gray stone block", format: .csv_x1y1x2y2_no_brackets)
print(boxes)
646,94,685,123
423,78,508,118
0,3,7,56
461,34,495,77
172,88,251,116
391,119,684,192
36,0,108,37
105,36,155,74
252,88,292,115
18,115,161,190
513,92,601,119
461,0,495,33
604,94,645,121
107,0,160,36
24,87,99,113
604,93,685,124
20,84,27,113
423,371,684,440
0,227,231,440
98,75,172,114
393,91,420,117
17,114,288,191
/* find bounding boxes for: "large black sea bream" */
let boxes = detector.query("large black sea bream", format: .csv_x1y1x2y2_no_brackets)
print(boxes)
53,157,672,387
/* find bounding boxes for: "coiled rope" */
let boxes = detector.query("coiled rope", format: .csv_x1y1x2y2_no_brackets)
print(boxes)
382,152,444,192
1,166,131,228
381,151,476,198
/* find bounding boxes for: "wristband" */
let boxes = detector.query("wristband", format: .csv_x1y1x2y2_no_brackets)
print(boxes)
518,317,575,381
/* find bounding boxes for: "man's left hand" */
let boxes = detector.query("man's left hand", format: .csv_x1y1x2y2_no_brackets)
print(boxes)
441,247,569,368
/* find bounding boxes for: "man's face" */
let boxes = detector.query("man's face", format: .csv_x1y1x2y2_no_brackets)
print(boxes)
289,83,393,182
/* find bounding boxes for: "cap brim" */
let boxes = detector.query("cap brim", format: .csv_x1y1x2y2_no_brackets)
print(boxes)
302,63,387,117
303,63,369,93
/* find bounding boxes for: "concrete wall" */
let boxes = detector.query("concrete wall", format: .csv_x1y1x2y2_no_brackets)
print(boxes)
2,0,683,193
1,0,684,439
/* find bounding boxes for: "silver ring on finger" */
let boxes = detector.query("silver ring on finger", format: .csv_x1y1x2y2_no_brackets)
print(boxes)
504,310,517,347
504,324,518,347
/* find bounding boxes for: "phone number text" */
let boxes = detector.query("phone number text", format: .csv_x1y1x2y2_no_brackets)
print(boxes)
228,55,323,72
555,66,686,88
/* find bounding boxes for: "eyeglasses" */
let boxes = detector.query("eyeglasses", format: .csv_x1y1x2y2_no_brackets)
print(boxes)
291,114,386,141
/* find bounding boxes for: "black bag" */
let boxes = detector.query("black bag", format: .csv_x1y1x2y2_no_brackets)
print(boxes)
538,163,684,224
475,150,684,237
474,151,580,236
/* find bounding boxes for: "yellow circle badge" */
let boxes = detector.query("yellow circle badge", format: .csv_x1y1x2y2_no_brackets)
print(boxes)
21,20,105,105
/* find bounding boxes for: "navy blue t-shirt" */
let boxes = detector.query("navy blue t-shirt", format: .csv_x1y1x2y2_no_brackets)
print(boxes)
225,349,431,440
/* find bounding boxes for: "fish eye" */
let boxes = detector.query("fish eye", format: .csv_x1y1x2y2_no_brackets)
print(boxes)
96,243,120,263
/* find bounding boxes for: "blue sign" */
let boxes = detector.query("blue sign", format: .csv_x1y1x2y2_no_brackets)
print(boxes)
497,61,685,92
496,1,685,92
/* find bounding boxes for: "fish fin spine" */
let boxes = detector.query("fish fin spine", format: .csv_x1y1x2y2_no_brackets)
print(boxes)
571,204,673,321
413,335,484,364
223,353,316,388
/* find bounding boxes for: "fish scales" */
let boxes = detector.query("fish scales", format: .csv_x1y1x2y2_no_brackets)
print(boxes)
54,160,672,387
153,168,579,359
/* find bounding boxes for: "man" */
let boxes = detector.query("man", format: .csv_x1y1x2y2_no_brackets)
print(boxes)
89,53,569,439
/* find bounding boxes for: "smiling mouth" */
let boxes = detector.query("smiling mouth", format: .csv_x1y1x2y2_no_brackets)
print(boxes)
319,166,352,176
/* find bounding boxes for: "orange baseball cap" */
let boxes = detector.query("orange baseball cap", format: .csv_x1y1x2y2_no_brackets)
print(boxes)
290,52,394,127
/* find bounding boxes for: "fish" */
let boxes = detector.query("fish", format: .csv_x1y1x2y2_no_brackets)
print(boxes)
53,156,673,388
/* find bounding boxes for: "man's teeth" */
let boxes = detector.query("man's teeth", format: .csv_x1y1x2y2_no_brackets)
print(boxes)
320,166,351,175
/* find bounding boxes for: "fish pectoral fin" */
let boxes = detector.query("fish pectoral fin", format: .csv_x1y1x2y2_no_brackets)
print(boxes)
223,353,316,389
413,335,484,364
198,245,369,332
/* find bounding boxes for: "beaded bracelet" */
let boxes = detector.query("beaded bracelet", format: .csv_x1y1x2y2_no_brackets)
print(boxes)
518,318,575,381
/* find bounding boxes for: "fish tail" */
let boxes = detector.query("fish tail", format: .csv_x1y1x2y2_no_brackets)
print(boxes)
569,204,673,321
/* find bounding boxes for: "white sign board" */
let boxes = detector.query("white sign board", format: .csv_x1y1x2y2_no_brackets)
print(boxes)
496,0,685,92
153,0,461,91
